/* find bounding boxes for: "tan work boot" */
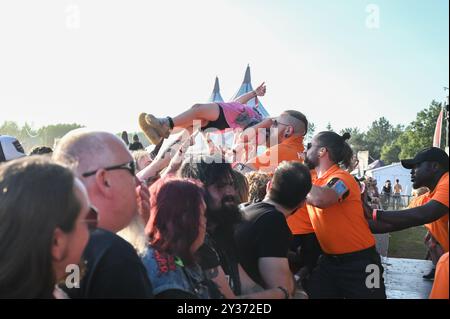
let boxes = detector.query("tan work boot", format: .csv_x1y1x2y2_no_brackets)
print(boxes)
139,113,162,144
145,114,171,139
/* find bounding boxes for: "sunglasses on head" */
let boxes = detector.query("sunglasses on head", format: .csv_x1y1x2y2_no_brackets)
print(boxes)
85,206,99,231
82,160,136,178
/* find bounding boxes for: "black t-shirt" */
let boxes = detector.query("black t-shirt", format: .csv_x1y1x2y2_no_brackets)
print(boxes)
62,228,153,298
197,233,242,296
235,202,292,286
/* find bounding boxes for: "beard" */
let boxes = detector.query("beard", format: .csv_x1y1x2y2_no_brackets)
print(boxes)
205,193,242,237
206,202,242,251
304,156,317,170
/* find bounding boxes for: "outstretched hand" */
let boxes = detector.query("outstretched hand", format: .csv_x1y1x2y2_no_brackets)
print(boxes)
163,130,199,176
254,82,266,97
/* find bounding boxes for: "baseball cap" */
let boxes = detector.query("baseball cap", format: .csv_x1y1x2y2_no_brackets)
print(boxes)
401,147,449,170
0,135,26,162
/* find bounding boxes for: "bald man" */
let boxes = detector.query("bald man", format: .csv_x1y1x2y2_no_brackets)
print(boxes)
53,129,153,298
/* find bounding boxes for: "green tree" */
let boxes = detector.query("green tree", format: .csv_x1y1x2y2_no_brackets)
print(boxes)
1,121,84,152
38,123,84,147
365,117,403,161
395,100,443,159
380,142,402,164
0,121,21,137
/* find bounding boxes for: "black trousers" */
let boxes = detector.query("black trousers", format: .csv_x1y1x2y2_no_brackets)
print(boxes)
307,246,387,299
289,233,323,274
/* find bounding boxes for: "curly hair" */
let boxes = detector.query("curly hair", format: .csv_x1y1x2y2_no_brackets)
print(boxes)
245,171,272,203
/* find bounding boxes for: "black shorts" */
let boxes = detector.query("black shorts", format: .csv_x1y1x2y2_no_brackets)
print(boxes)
202,105,229,131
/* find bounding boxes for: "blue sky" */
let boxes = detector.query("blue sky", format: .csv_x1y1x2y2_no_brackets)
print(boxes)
0,0,448,134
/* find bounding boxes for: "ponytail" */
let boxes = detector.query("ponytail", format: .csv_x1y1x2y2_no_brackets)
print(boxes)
316,131,354,169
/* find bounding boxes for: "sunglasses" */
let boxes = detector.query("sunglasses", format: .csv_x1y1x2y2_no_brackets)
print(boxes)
306,142,328,150
271,119,290,128
82,160,136,178
85,206,99,231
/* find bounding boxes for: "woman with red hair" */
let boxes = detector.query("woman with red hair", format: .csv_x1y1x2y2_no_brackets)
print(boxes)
141,177,221,299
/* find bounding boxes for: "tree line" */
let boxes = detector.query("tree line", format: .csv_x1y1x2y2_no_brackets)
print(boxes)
0,100,446,161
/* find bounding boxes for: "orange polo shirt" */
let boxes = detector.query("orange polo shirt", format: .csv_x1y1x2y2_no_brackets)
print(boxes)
287,169,316,235
307,165,376,255
249,135,304,171
408,193,429,209
287,206,315,235
429,252,449,299
424,173,449,252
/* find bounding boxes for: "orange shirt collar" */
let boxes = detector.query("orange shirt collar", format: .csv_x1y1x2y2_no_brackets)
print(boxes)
281,135,304,151
315,164,340,182
428,172,449,198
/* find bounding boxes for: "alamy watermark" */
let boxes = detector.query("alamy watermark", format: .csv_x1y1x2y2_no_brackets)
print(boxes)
365,263,384,289
64,264,81,289
66,3,81,30
365,4,380,29
159,120,288,167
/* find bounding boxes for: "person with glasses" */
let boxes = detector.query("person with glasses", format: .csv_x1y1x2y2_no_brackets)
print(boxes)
53,129,153,298
233,110,315,289
304,131,386,299
238,110,308,173
0,157,90,298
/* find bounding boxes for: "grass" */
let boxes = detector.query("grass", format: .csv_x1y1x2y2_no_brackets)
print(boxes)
387,226,428,259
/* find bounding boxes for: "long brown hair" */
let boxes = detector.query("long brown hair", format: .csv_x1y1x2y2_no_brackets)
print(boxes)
0,157,81,298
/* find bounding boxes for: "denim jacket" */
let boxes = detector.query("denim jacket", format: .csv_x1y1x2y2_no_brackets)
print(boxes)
141,246,215,299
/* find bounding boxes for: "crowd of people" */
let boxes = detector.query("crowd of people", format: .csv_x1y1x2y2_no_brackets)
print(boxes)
0,87,448,299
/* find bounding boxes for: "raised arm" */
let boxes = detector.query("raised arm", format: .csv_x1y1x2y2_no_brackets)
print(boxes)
234,82,266,104
137,137,185,182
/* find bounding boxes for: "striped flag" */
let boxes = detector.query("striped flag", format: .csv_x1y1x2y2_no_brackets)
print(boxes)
433,107,444,147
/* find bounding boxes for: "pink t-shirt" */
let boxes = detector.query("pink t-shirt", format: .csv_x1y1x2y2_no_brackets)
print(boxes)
218,102,263,129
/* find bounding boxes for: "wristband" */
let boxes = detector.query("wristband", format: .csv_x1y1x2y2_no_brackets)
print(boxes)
372,209,378,221
277,286,289,299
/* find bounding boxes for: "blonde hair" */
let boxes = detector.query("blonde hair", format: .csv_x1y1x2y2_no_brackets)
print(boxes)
133,150,152,172
412,187,430,198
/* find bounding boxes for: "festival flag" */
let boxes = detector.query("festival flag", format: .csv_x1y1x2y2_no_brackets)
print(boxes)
433,107,444,147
